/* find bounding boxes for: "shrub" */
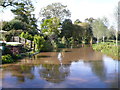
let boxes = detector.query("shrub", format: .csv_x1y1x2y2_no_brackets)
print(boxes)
13,54,22,60
2,54,14,64
57,43,66,48
41,40,53,52
34,35,45,52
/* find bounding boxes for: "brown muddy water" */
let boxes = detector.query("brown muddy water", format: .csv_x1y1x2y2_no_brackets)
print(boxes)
0,47,119,88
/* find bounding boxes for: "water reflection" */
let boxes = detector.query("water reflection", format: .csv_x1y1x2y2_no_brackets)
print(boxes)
58,52,63,64
2,64,35,83
90,60,106,81
1,47,119,88
39,64,70,83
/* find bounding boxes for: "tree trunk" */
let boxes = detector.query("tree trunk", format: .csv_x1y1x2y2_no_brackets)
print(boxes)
115,30,118,46
90,37,93,45
97,38,99,44
103,36,105,42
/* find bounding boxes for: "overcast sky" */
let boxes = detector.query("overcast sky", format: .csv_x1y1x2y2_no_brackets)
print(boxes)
0,0,119,26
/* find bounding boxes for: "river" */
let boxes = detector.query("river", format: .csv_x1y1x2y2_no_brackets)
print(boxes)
0,47,119,88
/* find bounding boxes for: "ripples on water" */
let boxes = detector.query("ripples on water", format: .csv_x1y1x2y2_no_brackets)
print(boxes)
1,47,119,88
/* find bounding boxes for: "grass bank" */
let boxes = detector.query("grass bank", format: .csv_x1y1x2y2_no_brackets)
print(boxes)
92,42,120,60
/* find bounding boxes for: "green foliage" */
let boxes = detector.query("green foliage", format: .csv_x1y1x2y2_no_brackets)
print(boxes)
92,42,119,60
60,18,94,46
92,18,108,42
3,19,27,31
2,54,22,64
11,0,38,35
61,19,73,39
13,54,22,60
34,35,45,52
79,22,92,44
20,32,24,38
41,17,61,36
20,32,33,40
2,19,26,42
41,17,61,48
40,40,54,52
4,34,12,42
60,19,93,46
85,17,95,24
4,29,23,42
61,36,67,44
57,43,66,48
60,19,80,47
2,54,14,64
74,19,82,24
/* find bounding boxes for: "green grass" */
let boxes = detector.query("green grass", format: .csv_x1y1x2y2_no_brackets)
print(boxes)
92,42,120,60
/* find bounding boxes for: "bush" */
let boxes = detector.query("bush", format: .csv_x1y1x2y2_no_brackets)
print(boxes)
57,43,66,48
2,54,14,64
13,54,22,60
5,34,12,42
41,40,53,52
34,35,45,52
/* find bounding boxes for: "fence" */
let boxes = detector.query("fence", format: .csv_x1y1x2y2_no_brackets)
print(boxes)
10,36,35,50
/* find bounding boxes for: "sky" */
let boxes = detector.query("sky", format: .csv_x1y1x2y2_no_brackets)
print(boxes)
0,0,119,26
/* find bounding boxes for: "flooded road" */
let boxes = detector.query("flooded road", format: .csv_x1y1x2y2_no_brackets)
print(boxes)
0,47,119,88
